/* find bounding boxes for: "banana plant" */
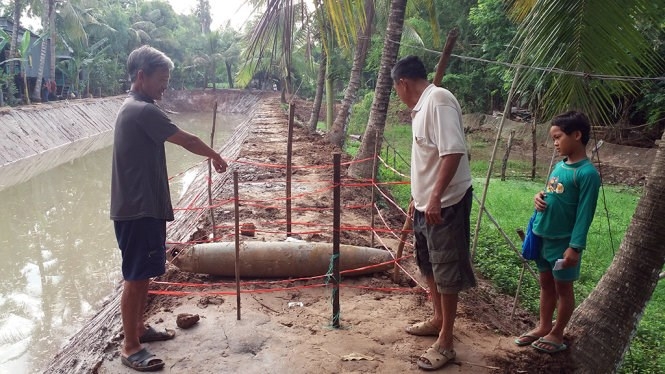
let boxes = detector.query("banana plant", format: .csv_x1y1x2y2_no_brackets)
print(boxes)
3,30,48,105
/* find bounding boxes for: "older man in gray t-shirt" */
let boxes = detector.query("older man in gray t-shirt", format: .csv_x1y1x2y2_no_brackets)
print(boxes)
111,46,227,372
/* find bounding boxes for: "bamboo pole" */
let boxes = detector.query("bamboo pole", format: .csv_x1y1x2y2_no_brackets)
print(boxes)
471,67,521,259
392,217,412,283
208,101,218,238
512,228,528,318
472,193,538,280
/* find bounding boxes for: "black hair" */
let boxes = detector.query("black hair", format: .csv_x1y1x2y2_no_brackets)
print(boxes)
551,111,591,145
391,55,428,82
126,45,174,83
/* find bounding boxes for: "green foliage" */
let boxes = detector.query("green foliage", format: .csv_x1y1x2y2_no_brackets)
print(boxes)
508,0,664,125
347,90,374,136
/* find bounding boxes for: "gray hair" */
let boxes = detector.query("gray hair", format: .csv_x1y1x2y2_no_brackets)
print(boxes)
126,45,174,82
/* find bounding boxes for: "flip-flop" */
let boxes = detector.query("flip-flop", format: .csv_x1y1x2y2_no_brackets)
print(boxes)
417,344,456,371
405,321,440,336
514,333,541,347
139,325,176,343
531,337,567,353
121,348,165,372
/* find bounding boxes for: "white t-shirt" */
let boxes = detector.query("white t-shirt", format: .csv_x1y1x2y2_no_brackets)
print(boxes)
410,84,471,212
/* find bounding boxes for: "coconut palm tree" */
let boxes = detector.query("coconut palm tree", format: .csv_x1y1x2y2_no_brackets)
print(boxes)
348,0,407,179
7,0,23,78
327,0,375,147
308,48,326,132
31,0,54,101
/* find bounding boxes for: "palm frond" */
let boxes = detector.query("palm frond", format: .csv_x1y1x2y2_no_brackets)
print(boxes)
511,0,664,124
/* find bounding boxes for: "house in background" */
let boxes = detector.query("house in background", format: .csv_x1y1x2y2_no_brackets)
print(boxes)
0,17,72,100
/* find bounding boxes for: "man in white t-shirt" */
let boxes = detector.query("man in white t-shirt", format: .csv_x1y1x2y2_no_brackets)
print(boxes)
392,55,476,370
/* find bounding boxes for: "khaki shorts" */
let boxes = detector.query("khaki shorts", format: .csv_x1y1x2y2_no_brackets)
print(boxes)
413,188,476,294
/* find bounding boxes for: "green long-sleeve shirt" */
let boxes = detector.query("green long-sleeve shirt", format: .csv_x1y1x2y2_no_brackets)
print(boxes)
532,158,601,251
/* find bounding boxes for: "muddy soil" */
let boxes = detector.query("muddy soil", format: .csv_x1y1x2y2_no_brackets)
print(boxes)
93,95,652,374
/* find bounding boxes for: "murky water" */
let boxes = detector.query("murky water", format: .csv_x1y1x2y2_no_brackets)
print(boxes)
0,112,244,373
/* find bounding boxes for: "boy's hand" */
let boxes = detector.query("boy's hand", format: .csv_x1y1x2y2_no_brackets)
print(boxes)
534,191,547,211
408,200,415,218
562,247,580,268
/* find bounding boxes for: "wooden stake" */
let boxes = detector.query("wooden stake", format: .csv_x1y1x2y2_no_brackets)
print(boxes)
233,171,241,320
286,104,295,237
370,130,379,247
432,28,460,87
332,153,341,328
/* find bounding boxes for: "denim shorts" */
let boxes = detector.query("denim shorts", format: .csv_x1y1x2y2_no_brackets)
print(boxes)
114,217,167,281
413,187,477,294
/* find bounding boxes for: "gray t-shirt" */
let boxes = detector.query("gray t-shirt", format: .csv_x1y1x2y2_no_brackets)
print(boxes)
110,92,179,221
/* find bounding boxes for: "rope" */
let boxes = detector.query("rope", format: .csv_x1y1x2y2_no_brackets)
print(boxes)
389,38,665,82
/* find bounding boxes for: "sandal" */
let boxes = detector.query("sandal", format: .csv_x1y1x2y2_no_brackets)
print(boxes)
514,333,542,347
417,344,456,370
121,348,165,372
532,337,567,354
139,325,176,343
405,321,440,337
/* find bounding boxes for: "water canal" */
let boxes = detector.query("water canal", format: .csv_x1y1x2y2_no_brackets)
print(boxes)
0,112,245,373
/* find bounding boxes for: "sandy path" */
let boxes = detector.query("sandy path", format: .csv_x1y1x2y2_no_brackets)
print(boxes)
94,95,530,374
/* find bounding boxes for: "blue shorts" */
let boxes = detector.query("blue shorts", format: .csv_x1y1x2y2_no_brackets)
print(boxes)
534,237,581,282
114,217,167,281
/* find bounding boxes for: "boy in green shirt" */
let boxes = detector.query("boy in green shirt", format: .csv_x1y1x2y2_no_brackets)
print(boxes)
514,111,601,353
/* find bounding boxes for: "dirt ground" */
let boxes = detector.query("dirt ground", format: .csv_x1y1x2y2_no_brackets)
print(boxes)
94,95,653,373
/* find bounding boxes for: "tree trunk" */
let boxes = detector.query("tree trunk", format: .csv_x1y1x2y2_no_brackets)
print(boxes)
9,0,22,77
568,131,665,373
325,64,334,130
225,61,234,88
32,1,49,101
211,60,216,91
348,0,406,179
328,0,375,148
308,51,326,132
49,0,56,88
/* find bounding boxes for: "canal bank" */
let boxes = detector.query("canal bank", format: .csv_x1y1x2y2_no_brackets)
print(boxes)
0,89,265,373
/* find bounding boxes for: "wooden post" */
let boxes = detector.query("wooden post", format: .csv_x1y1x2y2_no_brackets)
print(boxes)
500,130,515,181
286,104,295,237
208,101,218,239
531,115,537,180
370,130,379,247
332,153,341,328
432,28,460,87
233,171,241,320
